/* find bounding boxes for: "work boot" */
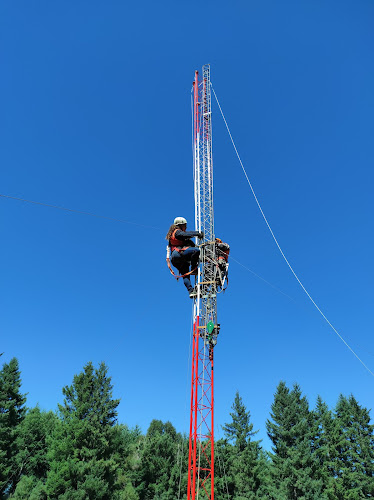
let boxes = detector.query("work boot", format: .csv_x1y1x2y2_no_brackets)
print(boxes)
189,288,198,299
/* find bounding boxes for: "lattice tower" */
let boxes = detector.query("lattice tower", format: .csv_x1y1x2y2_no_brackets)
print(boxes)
187,64,218,500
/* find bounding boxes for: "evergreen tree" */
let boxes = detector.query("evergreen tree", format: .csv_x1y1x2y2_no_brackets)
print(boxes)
167,432,189,500
15,407,57,481
45,361,121,499
266,382,323,499
222,392,258,452
135,420,181,500
329,394,374,499
222,392,269,499
311,396,336,499
214,437,235,499
348,395,374,496
0,358,27,497
3,356,374,500
9,475,45,500
113,424,143,498
10,407,58,499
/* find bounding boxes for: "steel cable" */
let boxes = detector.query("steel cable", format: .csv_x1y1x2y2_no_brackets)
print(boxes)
211,84,374,378
0,194,159,230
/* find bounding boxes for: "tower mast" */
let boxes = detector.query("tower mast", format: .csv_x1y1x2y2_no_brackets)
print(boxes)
187,64,217,500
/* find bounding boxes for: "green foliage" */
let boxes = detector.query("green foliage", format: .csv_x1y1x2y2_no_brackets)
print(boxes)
222,391,259,452
2,356,374,499
0,358,27,497
135,420,182,500
120,483,139,500
328,394,374,499
45,361,121,499
214,438,235,498
10,475,46,499
266,382,324,499
113,424,144,497
312,396,337,498
16,407,58,481
220,392,270,499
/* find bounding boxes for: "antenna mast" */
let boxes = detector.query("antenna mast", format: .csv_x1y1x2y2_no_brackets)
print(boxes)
187,64,218,500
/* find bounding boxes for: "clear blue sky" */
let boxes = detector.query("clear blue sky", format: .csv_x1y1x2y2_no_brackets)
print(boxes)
1,1,373,450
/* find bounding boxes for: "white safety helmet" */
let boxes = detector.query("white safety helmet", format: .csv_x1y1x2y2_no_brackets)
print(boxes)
174,217,187,225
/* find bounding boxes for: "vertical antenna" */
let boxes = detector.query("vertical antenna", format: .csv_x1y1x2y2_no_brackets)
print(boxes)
188,64,217,500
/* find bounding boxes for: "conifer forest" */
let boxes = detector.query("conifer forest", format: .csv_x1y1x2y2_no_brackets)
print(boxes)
1,357,373,499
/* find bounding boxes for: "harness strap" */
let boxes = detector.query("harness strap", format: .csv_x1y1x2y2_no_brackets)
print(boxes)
166,258,198,281
171,246,189,253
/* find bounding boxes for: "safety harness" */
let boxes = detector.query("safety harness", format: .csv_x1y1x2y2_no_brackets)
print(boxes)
166,245,198,280
169,229,189,253
166,233,229,289
166,229,198,280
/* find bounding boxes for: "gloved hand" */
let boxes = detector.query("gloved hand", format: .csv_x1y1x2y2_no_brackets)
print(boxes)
198,232,204,239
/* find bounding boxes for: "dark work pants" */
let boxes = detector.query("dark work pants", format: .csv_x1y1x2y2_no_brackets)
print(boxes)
171,248,200,293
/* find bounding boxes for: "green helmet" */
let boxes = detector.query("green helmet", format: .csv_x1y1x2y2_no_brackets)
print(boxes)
174,217,187,225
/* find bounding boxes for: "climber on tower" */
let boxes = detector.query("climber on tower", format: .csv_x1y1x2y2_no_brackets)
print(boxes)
166,217,203,298
215,238,230,288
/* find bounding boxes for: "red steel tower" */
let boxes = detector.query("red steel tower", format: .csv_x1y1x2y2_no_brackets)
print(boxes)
187,64,219,500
